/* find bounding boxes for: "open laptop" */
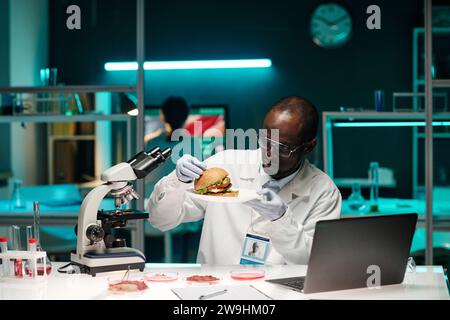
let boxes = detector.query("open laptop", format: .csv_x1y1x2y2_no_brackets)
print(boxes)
266,214,418,294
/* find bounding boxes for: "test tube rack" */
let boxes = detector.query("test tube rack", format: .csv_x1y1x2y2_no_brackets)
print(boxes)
0,250,49,280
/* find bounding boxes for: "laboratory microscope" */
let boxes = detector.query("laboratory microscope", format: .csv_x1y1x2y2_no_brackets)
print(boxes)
70,147,171,276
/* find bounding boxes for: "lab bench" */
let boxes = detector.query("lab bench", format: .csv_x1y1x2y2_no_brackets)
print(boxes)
0,263,448,300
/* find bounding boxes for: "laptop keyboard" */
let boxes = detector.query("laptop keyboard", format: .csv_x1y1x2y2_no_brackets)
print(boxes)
266,276,306,292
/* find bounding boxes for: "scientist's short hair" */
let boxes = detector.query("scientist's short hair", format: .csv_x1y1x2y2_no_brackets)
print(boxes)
161,96,189,130
267,96,319,142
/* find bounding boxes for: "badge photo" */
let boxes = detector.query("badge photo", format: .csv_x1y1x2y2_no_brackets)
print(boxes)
240,234,271,265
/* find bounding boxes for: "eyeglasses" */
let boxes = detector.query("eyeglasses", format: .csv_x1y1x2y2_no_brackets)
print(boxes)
258,134,304,158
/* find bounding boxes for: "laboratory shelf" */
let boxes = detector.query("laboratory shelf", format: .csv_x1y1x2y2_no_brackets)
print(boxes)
413,27,450,34
432,80,450,88
0,85,136,93
0,1,146,255
334,178,396,188
417,133,450,138
49,135,96,141
323,111,450,121
324,107,450,265
0,89,137,250
322,111,450,179
0,114,130,123
414,21,450,264
341,198,450,253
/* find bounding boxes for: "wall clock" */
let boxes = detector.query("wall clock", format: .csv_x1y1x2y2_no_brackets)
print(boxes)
310,3,352,48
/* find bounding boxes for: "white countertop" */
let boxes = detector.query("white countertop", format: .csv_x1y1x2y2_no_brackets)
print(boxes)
0,263,448,300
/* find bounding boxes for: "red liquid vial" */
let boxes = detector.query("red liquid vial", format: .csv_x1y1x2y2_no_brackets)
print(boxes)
25,265,52,276
14,259,23,278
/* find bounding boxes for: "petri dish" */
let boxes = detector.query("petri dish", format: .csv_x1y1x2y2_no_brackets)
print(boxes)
107,277,148,295
230,269,265,280
144,272,178,282
184,274,221,285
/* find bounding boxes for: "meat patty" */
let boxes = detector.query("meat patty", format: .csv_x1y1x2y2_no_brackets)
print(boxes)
207,181,231,192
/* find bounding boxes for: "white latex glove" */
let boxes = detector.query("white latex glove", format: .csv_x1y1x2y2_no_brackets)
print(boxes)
244,188,288,221
175,155,206,183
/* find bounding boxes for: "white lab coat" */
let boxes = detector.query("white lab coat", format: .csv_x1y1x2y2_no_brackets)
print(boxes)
147,149,341,265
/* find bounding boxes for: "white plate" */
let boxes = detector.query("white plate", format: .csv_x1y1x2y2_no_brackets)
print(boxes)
186,188,260,203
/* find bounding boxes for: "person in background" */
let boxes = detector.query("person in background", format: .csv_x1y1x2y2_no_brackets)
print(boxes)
145,96,190,144
144,96,191,196
144,97,190,197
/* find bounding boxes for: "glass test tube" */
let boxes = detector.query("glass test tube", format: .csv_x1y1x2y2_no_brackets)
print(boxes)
26,226,33,251
33,201,52,275
33,202,41,247
11,225,23,277
25,238,38,277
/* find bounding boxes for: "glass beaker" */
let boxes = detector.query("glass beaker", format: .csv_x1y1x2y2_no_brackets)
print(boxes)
10,179,26,210
369,162,380,212
404,257,417,285
347,183,366,211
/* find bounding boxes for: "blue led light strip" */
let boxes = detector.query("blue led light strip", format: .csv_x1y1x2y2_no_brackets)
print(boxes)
333,121,450,127
104,59,272,71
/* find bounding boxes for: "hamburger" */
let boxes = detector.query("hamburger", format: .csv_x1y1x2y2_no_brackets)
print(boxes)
194,167,238,197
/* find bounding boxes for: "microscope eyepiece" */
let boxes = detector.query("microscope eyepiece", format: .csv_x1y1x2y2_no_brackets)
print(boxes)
148,146,161,156
161,147,172,159
127,147,172,179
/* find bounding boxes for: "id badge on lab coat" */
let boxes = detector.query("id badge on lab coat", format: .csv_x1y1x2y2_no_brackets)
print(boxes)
240,233,271,265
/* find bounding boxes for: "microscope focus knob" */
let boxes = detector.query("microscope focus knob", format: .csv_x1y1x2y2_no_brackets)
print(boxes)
86,225,105,244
